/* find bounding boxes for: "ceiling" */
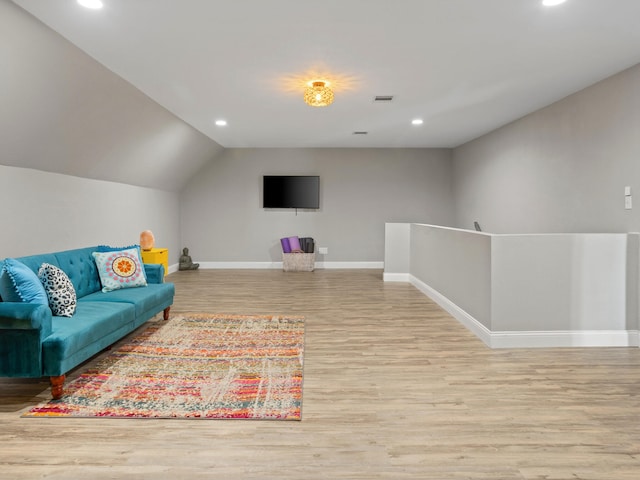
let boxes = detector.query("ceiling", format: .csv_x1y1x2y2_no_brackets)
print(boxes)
12,0,640,149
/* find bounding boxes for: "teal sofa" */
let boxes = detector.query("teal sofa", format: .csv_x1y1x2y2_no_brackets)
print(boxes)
0,246,174,398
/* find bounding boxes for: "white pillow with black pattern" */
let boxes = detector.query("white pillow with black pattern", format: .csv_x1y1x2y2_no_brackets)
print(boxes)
38,263,77,317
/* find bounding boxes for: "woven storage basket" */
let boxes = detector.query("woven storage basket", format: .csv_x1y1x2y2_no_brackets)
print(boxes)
283,253,315,272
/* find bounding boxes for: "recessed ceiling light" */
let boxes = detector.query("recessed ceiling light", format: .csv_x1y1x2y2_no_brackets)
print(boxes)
411,119,424,125
215,120,227,126
77,0,104,9
542,0,567,6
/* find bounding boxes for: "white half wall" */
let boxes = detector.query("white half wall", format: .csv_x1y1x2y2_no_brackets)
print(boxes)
410,224,492,330
383,223,411,281
491,234,628,332
385,223,640,348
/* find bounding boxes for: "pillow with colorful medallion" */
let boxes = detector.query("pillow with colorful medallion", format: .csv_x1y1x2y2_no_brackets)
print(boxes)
96,245,147,280
92,247,147,292
37,263,77,317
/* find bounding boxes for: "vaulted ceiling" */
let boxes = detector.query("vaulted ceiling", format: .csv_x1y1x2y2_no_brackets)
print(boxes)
12,0,640,149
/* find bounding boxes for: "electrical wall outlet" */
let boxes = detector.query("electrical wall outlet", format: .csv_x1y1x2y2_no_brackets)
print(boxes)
625,196,633,210
318,247,328,255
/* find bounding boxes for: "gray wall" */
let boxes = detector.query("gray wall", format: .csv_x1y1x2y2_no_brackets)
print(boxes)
6,0,640,266
452,63,640,234
0,165,180,260
180,148,454,264
1,0,223,193
0,0,222,264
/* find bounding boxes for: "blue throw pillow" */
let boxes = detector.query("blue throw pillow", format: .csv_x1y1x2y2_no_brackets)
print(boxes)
0,258,49,305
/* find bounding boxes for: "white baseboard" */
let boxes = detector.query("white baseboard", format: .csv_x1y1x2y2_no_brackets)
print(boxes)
198,262,278,269
407,274,639,349
490,330,640,348
194,261,384,270
319,261,384,269
383,272,411,282
409,275,493,347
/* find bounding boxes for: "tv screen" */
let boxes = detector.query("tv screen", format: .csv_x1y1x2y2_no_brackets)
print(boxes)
263,175,320,209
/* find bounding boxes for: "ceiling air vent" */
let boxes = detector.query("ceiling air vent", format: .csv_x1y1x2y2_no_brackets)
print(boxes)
374,95,394,102
352,131,368,135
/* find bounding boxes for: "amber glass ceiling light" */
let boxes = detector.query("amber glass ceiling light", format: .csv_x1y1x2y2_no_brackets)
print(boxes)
304,81,334,107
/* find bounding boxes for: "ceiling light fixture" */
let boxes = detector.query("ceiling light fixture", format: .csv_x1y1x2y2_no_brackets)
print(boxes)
77,0,104,9
542,0,567,6
412,119,424,125
215,120,227,126
304,80,334,107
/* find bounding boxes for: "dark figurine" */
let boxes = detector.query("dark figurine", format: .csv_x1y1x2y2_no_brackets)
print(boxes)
179,247,199,270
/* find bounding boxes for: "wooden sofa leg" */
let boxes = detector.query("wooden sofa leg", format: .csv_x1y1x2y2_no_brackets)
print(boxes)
50,375,65,400
163,306,171,320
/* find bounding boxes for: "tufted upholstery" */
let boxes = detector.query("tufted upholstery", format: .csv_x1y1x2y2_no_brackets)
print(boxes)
54,247,102,298
2,248,102,300
11,253,58,274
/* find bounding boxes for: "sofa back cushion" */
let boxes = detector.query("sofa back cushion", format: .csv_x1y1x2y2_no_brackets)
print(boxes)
1,247,102,302
53,247,102,298
8,253,58,276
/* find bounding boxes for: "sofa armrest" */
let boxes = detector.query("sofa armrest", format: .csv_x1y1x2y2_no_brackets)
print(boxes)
0,303,52,377
143,263,164,284
0,302,52,333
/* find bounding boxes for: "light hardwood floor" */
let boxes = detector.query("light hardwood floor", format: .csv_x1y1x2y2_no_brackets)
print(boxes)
1,269,639,479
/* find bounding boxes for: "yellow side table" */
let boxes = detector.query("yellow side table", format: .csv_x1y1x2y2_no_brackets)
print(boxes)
141,248,168,276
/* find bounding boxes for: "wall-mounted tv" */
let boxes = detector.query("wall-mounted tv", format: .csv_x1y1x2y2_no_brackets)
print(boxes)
263,175,320,209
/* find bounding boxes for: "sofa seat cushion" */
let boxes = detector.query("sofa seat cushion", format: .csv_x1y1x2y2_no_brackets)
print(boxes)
41,301,135,374
80,283,175,317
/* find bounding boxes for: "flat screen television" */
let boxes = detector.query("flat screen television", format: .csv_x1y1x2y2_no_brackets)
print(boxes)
263,175,320,209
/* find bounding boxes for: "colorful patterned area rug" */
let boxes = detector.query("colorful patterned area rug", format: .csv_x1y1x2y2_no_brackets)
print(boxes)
23,313,304,420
